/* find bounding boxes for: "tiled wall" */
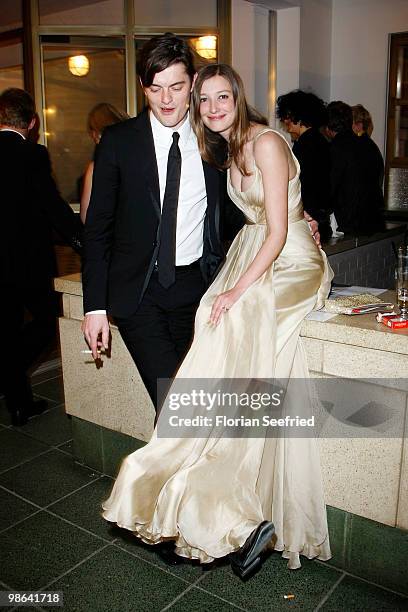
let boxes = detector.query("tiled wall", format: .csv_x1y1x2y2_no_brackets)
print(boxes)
327,506,408,595
327,233,405,289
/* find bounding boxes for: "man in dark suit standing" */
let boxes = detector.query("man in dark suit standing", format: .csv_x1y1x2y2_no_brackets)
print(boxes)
82,34,225,408
0,88,82,426
352,104,385,219
276,90,332,242
326,101,384,236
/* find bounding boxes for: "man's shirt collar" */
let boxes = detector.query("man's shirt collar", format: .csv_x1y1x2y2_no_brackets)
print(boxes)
0,127,26,140
149,111,192,148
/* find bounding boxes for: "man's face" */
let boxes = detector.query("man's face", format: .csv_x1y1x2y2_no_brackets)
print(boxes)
143,62,193,129
325,126,336,141
282,118,301,141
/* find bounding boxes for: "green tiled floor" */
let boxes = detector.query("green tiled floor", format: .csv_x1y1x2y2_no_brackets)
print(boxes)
0,366,407,612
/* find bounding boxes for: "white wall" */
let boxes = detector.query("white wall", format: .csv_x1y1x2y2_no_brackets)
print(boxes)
299,0,332,101
233,1,300,126
254,4,270,118
232,0,256,105
232,0,273,119
330,0,408,156
276,7,300,99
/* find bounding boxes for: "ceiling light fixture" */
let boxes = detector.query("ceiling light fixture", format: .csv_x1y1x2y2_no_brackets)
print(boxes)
194,36,217,60
68,55,89,77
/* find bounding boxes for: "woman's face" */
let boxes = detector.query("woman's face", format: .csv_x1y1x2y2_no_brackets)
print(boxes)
198,74,235,139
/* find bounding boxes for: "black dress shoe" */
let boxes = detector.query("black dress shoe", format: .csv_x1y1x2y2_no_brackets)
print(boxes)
157,541,183,566
11,409,29,427
11,399,48,427
229,520,275,580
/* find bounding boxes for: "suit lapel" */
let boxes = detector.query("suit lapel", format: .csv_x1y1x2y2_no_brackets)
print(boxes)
135,111,161,219
203,160,218,212
202,160,221,249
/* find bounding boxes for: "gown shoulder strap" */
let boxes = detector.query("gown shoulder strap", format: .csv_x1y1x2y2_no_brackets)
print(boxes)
252,127,300,175
252,127,276,143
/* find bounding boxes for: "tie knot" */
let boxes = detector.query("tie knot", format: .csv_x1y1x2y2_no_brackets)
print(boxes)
172,132,180,145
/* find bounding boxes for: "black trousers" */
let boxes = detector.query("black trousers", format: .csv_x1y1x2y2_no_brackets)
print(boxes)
1,283,58,411
115,264,206,410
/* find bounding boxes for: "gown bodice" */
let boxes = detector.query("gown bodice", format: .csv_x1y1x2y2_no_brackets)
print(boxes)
227,128,304,226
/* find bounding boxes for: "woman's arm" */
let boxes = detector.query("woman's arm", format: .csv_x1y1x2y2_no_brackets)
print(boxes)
210,132,290,324
80,160,94,224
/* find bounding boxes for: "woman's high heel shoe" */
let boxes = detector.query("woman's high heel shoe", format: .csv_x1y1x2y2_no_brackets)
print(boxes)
229,521,275,580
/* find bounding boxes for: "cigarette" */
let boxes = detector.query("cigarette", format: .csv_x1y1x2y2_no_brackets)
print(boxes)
81,349,103,354
284,595,295,600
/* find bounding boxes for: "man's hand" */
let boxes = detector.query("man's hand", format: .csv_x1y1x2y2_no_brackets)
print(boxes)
81,314,110,360
304,211,321,247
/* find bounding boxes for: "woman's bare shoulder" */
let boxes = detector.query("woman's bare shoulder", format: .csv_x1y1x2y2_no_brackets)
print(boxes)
253,129,289,162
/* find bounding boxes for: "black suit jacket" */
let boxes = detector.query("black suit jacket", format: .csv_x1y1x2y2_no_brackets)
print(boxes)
292,128,332,221
330,131,384,235
0,130,82,290
82,111,226,317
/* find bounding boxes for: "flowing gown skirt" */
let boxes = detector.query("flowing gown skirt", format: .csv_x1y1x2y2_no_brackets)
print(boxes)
103,216,333,569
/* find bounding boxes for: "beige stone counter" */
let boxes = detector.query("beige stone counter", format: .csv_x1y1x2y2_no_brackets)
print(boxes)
55,273,155,443
56,274,408,531
299,291,407,532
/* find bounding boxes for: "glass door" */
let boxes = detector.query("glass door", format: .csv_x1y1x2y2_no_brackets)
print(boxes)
385,32,408,211
41,35,126,203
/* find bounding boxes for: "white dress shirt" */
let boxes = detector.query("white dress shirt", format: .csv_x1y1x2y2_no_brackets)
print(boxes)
150,110,207,265
87,112,207,315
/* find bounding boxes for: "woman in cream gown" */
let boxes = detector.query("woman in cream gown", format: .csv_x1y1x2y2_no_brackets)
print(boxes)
102,64,333,573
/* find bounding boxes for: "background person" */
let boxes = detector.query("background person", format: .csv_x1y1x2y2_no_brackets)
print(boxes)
0,88,82,426
352,103,385,201
277,90,332,241
326,101,384,235
80,102,129,223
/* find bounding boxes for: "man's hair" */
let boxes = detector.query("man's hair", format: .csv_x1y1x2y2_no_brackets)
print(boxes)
276,90,327,128
137,33,196,87
0,88,35,129
326,101,353,134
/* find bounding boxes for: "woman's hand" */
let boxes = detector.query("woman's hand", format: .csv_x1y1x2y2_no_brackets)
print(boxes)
210,287,244,326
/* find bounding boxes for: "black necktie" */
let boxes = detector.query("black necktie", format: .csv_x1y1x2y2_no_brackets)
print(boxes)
157,132,181,288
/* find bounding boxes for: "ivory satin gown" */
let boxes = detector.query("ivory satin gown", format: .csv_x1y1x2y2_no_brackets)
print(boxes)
102,129,333,569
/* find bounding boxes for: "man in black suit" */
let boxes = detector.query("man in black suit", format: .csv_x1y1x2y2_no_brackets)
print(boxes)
0,88,82,426
276,90,332,242
82,34,226,408
326,101,384,235
352,104,385,215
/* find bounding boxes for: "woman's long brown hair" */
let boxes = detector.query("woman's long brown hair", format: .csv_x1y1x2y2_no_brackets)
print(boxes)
191,63,268,175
